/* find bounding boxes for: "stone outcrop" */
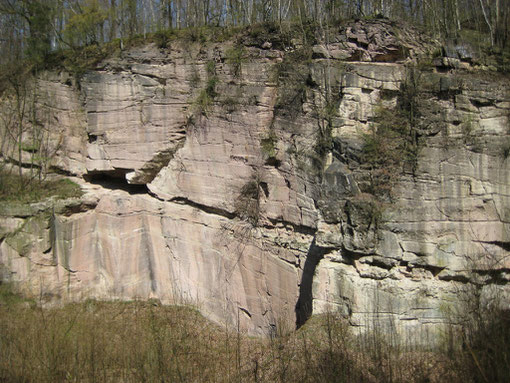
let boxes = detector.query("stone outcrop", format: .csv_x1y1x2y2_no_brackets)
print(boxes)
1,19,509,337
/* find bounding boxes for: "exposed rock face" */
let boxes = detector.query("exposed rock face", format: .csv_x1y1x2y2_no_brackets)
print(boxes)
1,19,509,337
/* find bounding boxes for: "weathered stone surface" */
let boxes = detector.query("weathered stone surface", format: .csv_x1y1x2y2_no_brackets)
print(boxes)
82,66,188,176
0,189,306,334
35,72,89,175
1,19,509,337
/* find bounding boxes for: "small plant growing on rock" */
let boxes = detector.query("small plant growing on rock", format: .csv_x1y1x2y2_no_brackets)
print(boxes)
225,45,247,78
461,113,481,148
192,89,212,115
221,96,239,114
189,64,201,88
361,104,410,199
273,48,314,115
502,140,510,159
361,65,428,200
0,170,82,203
205,60,218,98
153,29,175,49
192,60,218,116
234,173,267,226
311,97,339,171
260,130,277,159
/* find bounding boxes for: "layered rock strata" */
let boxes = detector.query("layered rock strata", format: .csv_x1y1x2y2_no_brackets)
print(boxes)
1,19,509,336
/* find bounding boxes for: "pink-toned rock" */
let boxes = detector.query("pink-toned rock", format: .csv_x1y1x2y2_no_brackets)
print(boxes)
1,20,510,339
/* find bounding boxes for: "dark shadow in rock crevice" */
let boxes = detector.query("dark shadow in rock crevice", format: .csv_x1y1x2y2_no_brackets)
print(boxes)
295,238,329,329
84,171,149,195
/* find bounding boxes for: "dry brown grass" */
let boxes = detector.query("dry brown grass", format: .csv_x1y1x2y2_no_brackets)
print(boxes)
0,284,507,383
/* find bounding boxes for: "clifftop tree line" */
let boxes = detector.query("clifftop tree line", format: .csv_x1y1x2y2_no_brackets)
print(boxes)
0,0,508,68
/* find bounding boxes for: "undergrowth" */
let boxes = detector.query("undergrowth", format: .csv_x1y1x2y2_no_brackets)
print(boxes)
0,171,82,203
0,282,508,383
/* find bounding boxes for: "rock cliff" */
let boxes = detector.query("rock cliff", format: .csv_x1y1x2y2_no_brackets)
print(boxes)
1,19,509,336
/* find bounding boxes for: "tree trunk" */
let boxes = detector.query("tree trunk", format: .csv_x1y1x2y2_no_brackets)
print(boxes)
478,0,494,45
110,0,116,40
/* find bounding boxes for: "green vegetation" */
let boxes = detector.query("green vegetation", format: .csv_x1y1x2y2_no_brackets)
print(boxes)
220,96,239,114
234,174,264,227
272,34,342,175
362,104,413,199
1,0,509,54
193,88,214,116
53,41,120,81
312,97,340,169
63,1,107,47
225,45,247,78
0,6,508,382
205,61,218,93
0,171,82,203
260,129,278,159
502,139,510,159
0,0,509,83
0,55,83,200
361,67,425,200
457,28,510,72
273,48,314,113
192,60,218,116
0,289,238,383
151,24,239,49
0,283,30,306
347,193,384,230
0,1,508,90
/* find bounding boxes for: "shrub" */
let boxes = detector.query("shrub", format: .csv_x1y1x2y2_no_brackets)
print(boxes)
0,281,505,383
153,29,175,49
260,130,277,159
361,104,410,199
234,174,265,226
0,289,251,383
443,258,510,383
457,306,510,382
191,61,218,116
221,96,239,113
193,88,213,115
273,48,314,114
205,75,218,98
225,45,247,78
0,171,82,203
